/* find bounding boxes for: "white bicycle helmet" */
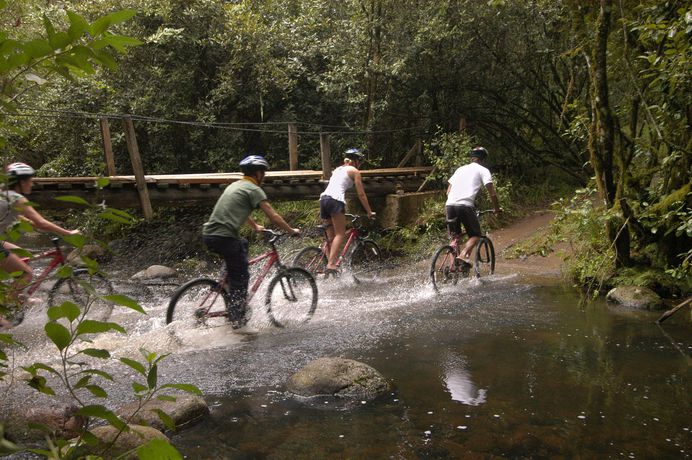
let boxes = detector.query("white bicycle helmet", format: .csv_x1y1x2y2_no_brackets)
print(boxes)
6,162,36,177
344,148,365,161
239,155,270,170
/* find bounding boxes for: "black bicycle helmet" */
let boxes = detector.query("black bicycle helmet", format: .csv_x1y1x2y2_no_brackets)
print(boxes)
239,155,270,174
470,147,488,160
344,148,365,161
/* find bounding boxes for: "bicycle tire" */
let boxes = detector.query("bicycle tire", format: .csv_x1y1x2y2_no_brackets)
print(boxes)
292,246,327,276
431,245,465,293
349,239,382,283
474,237,495,278
47,269,114,323
166,278,229,328
265,267,317,328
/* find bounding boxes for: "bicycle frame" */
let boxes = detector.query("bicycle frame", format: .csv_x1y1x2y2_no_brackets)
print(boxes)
18,239,66,297
320,227,359,268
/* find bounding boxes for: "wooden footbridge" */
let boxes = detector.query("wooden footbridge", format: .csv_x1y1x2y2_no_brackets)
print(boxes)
30,166,431,212
24,116,432,219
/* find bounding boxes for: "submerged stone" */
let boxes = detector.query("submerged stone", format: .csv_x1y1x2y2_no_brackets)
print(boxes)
115,394,209,431
287,357,390,401
131,265,177,280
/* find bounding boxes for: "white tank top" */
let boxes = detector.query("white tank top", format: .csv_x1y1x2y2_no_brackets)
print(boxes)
321,166,353,203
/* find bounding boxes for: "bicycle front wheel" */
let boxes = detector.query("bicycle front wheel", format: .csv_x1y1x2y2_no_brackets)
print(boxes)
265,268,317,328
349,239,382,283
292,246,327,276
48,269,114,322
474,237,495,278
167,278,229,328
431,245,463,293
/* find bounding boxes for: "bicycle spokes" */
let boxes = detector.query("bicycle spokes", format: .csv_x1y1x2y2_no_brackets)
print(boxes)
265,268,317,328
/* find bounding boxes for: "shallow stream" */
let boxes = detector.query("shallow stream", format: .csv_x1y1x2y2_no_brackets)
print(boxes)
3,259,691,459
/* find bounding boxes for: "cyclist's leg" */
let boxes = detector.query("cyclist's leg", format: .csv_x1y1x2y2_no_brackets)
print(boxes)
202,235,249,318
320,196,346,270
457,207,482,260
1,242,33,306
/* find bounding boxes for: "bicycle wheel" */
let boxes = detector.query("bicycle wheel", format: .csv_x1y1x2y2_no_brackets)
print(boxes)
166,278,229,328
292,246,327,276
47,269,114,322
265,268,317,328
349,239,382,283
431,245,464,293
474,237,495,278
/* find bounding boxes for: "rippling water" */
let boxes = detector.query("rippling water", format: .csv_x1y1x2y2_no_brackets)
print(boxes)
3,261,691,459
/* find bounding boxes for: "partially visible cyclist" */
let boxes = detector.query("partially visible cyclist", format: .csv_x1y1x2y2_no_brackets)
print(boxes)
0,162,81,329
445,147,502,266
202,155,299,324
319,148,374,276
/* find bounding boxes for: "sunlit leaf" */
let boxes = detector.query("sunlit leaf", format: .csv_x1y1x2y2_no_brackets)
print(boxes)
159,383,203,395
80,348,111,359
75,320,125,335
75,405,127,431
55,195,90,206
86,384,108,398
45,322,71,351
103,294,145,313
136,439,183,460
152,409,176,431
120,357,146,376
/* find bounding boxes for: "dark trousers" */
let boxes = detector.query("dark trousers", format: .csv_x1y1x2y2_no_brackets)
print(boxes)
202,234,249,308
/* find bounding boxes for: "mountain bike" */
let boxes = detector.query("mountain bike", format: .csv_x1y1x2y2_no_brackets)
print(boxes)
2,236,114,326
430,210,496,293
166,229,318,329
292,213,382,283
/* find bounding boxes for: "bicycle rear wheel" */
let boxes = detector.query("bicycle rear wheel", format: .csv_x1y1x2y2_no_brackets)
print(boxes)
474,237,495,278
48,269,114,322
349,239,382,283
292,246,327,276
167,278,229,328
265,268,317,328
431,245,464,292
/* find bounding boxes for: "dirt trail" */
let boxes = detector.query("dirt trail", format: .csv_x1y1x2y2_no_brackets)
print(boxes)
488,210,567,284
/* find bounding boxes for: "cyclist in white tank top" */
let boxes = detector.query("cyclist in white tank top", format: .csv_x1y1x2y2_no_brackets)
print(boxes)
319,148,374,275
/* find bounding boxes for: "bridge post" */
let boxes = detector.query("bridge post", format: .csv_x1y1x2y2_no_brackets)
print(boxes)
288,123,298,170
320,133,331,180
99,117,116,176
123,116,154,220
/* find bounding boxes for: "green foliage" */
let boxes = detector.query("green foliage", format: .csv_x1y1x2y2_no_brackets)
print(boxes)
422,128,476,187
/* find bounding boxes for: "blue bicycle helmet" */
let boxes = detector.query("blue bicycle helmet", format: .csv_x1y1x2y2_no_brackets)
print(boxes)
344,148,364,161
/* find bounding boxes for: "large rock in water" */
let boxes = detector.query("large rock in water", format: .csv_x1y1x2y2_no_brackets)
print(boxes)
115,394,209,431
2,404,86,443
287,357,390,400
606,285,664,310
131,265,177,280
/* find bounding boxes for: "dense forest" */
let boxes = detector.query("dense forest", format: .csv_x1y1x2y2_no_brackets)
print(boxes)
1,0,689,293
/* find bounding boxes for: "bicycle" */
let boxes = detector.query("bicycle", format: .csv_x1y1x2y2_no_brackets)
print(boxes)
166,229,318,329
292,213,382,283
2,236,115,325
430,209,496,292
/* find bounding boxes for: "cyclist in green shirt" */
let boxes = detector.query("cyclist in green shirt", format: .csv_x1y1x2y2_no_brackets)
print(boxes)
202,155,299,326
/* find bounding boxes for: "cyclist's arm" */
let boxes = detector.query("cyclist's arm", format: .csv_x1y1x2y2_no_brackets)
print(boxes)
258,201,299,235
246,217,264,233
484,183,502,213
18,200,80,236
349,169,374,218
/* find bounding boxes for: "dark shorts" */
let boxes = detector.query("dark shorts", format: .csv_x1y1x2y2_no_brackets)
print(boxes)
0,241,8,258
445,205,481,237
319,195,345,219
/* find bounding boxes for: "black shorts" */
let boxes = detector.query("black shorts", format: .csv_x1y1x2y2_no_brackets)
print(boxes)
319,196,345,219
445,205,481,237
0,242,7,258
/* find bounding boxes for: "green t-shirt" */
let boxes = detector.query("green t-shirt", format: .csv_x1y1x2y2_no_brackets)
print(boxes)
202,179,267,238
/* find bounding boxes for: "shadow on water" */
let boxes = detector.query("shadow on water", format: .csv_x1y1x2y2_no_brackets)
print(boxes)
3,260,691,458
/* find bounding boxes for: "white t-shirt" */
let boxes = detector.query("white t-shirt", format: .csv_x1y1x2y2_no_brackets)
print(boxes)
445,162,493,207
321,165,354,203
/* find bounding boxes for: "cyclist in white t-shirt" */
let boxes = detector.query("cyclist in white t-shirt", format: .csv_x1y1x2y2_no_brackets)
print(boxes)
319,148,374,276
445,147,501,263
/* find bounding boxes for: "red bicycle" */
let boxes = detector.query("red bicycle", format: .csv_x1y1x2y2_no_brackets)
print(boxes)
292,213,382,282
430,209,496,293
3,236,114,325
166,229,318,328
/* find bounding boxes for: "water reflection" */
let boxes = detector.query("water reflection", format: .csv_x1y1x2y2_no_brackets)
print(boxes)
443,353,487,405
